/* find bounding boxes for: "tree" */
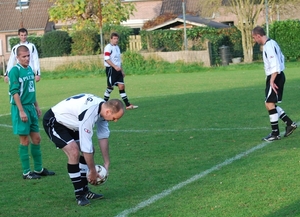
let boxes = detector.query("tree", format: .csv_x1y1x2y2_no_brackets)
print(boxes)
198,0,300,63
48,0,136,52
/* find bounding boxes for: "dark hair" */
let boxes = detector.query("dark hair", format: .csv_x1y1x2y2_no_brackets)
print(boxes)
16,45,29,56
18,28,28,35
252,26,266,36
105,99,124,113
110,32,119,39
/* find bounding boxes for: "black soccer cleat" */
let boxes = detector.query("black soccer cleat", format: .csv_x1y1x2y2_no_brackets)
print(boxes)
85,191,104,200
34,168,55,176
284,122,297,137
262,133,281,141
76,195,90,206
23,172,41,180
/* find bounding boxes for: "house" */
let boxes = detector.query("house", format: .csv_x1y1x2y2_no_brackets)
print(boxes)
146,14,230,31
121,0,163,31
0,0,54,66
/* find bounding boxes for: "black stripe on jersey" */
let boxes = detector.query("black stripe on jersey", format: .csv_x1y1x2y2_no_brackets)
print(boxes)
78,109,87,121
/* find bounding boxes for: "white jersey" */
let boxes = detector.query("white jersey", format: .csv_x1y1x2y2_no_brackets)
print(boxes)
5,41,41,76
104,43,121,67
51,93,110,153
263,39,285,76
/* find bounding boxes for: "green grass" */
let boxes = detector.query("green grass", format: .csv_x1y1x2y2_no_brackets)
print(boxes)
1,62,300,217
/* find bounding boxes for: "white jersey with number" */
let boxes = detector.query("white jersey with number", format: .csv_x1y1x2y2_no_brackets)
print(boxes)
263,39,285,76
51,93,110,153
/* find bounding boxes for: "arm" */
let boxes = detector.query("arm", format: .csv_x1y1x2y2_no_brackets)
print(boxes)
105,59,121,71
98,138,110,173
82,152,100,185
270,72,278,94
4,47,17,83
13,94,27,122
34,101,42,118
31,44,41,82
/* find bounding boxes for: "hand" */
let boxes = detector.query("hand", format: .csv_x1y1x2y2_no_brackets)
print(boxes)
35,75,41,82
114,66,121,71
35,107,42,118
20,111,28,122
4,76,8,83
87,169,100,185
270,82,278,94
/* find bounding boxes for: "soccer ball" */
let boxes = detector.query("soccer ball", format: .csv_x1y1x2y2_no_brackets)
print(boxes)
86,165,108,185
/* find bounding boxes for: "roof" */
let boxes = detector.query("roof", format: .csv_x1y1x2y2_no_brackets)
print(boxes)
146,15,230,31
160,0,200,16
0,0,53,33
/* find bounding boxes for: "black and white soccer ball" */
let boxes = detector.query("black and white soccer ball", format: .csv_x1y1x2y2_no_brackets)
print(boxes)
87,165,108,185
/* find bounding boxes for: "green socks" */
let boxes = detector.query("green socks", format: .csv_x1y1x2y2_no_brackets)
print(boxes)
30,144,43,172
19,145,30,175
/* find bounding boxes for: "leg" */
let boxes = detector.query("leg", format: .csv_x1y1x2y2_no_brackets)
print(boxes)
104,86,113,101
79,155,103,200
62,141,90,206
19,135,31,176
276,105,297,137
262,102,280,141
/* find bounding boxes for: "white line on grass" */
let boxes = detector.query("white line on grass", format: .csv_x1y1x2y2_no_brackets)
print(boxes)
115,134,288,217
0,123,268,132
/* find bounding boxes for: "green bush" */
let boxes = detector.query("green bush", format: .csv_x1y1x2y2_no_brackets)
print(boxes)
122,51,146,72
269,20,300,61
102,24,133,52
71,29,100,55
41,31,71,57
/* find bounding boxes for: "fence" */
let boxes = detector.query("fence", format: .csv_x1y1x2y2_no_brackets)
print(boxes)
128,35,142,51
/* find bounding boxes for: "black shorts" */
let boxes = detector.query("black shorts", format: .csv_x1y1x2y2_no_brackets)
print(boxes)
265,72,285,103
43,109,79,149
106,66,124,87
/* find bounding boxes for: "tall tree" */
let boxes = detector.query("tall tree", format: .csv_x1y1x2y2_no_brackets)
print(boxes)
49,0,135,52
198,0,300,63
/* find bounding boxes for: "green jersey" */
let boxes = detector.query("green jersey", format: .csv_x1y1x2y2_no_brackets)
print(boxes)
9,63,36,105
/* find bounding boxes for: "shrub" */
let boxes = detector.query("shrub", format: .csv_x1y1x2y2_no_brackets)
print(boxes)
102,24,133,52
41,31,71,57
71,29,100,55
269,20,300,61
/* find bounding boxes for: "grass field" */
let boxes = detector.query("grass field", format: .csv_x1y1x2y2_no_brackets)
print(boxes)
0,62,300,217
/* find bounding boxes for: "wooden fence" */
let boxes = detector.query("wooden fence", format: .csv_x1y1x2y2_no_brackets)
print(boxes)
128,35,142,51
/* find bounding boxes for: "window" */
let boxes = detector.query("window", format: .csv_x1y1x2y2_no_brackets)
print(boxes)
6,35,18,52
16,0,29,10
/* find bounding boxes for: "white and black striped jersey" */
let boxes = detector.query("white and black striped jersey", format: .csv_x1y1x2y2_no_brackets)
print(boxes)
104,43,121,67
263,39,285,76
5,41,41,76
51,93,110,153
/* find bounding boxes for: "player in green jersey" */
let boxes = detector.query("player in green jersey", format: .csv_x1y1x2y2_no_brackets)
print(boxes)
9,45,55,179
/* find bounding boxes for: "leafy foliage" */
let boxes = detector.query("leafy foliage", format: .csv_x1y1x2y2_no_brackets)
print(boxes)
41,31,72,57
269,19,300,61
71,29,100,55
102,24,133,52
48,0,136,30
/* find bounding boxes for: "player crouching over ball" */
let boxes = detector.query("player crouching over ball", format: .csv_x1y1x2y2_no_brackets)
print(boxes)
42,94,124,206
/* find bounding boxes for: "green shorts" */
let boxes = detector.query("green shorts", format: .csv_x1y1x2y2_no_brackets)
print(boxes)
11,104,40,135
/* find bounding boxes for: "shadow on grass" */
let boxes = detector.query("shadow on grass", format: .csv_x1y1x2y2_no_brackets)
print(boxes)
264,200,300,217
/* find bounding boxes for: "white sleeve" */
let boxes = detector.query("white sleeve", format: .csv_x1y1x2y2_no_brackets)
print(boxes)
79,108,98,153
5,46,17,76
96,119,110,139
31,44,41,76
